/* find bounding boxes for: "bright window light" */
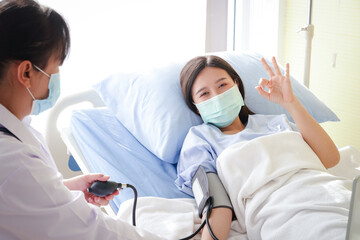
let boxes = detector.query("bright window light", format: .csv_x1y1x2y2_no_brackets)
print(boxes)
229,0,284,60
38,0,206,95
34,0,206,134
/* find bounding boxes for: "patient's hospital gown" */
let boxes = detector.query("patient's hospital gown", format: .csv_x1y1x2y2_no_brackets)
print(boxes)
175,114,298,196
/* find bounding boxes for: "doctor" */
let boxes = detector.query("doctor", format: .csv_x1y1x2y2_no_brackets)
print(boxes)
0,0,163,239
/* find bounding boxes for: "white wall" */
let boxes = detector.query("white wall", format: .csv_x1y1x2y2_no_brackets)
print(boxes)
284,0,360,151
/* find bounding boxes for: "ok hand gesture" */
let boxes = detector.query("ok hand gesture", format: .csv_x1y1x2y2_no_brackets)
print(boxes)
255,56,296,109
255,56,340,169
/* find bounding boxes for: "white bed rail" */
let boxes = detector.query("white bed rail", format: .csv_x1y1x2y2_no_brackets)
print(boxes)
45,89,105,179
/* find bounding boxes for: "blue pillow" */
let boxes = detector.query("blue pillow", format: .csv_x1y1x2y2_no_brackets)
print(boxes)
93,51,339,164
218,51,339,123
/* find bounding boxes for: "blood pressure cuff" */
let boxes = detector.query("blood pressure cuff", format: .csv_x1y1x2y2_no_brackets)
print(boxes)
191,166,235,219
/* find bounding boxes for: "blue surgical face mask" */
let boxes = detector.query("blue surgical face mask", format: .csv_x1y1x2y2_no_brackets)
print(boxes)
195,84,244,128
26,64,60,115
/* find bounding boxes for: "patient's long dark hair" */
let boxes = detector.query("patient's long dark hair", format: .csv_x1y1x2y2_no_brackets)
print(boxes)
180,55,254,125
0,0,70,81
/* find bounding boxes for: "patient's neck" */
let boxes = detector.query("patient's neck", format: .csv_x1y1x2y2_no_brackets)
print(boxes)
220,117,245,135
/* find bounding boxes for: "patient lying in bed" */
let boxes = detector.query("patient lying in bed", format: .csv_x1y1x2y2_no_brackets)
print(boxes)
69,51,355,239
175,55,348,240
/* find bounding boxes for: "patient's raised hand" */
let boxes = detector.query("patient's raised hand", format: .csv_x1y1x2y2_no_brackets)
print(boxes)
256,56,296,109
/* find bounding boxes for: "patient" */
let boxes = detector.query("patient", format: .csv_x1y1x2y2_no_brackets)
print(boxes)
175,55,341,240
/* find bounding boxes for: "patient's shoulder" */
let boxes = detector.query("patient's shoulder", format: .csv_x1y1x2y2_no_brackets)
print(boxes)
248,113,290,123
246,114,280,127
249,113,285,120
184,123,220,144
247,114,297,132
188,122,220,135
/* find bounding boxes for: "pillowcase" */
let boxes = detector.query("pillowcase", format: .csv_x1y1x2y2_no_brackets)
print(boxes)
94,51,339,164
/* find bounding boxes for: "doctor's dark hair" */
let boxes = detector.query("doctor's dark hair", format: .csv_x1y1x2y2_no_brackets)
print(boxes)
180,55,254,125
0,0,70,80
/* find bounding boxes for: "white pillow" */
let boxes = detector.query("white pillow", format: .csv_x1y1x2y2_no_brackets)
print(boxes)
94,51,339,164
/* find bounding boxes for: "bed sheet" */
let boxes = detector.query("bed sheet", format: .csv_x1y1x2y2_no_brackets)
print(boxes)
70,108,190,213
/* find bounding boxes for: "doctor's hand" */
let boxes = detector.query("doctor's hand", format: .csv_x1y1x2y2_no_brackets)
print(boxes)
256,57,296,109
63,173,119,207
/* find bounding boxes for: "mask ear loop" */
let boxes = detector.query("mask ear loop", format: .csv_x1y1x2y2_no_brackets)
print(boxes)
26,88,36,100
32,64,50,78
26,64,50,101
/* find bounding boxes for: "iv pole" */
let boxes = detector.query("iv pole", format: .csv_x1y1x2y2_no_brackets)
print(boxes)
297,0,314,88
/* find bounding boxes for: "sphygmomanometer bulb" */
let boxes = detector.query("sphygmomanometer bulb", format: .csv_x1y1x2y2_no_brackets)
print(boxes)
88,180,122,197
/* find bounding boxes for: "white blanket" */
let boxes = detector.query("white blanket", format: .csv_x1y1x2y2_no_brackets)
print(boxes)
116,132,360,239
217,131,356,240
117,197,247,239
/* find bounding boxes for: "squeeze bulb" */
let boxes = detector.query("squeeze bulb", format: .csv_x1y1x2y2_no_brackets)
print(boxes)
88,180,120,197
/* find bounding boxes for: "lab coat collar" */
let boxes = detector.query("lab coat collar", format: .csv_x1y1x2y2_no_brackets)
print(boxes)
0,104,41,149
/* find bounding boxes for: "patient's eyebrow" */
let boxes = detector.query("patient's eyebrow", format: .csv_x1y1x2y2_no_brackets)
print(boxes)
215,77,227,84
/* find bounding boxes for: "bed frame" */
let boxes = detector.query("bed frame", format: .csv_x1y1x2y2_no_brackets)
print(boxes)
44,89,117,217
45,89,104,178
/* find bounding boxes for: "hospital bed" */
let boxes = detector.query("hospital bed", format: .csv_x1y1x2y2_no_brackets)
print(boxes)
48,51,360,239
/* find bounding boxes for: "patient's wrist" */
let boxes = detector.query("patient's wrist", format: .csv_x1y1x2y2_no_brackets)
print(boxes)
282,97,301,114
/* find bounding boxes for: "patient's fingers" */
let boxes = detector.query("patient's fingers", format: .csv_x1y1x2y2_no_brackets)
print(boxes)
271,56,282,76
255,86,270,101
261,58,274,77
258,78,271,90
285,63,290,79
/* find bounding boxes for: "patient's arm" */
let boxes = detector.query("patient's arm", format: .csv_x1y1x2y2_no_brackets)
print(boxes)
284,97,340,168
256,57,340,169
201,207,232,240
192,168,234,240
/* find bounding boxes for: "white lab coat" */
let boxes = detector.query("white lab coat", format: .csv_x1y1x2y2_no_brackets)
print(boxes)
0,104,164,240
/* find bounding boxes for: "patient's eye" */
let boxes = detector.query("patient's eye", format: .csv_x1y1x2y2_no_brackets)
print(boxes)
218,83,227,88
200,91,209,97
